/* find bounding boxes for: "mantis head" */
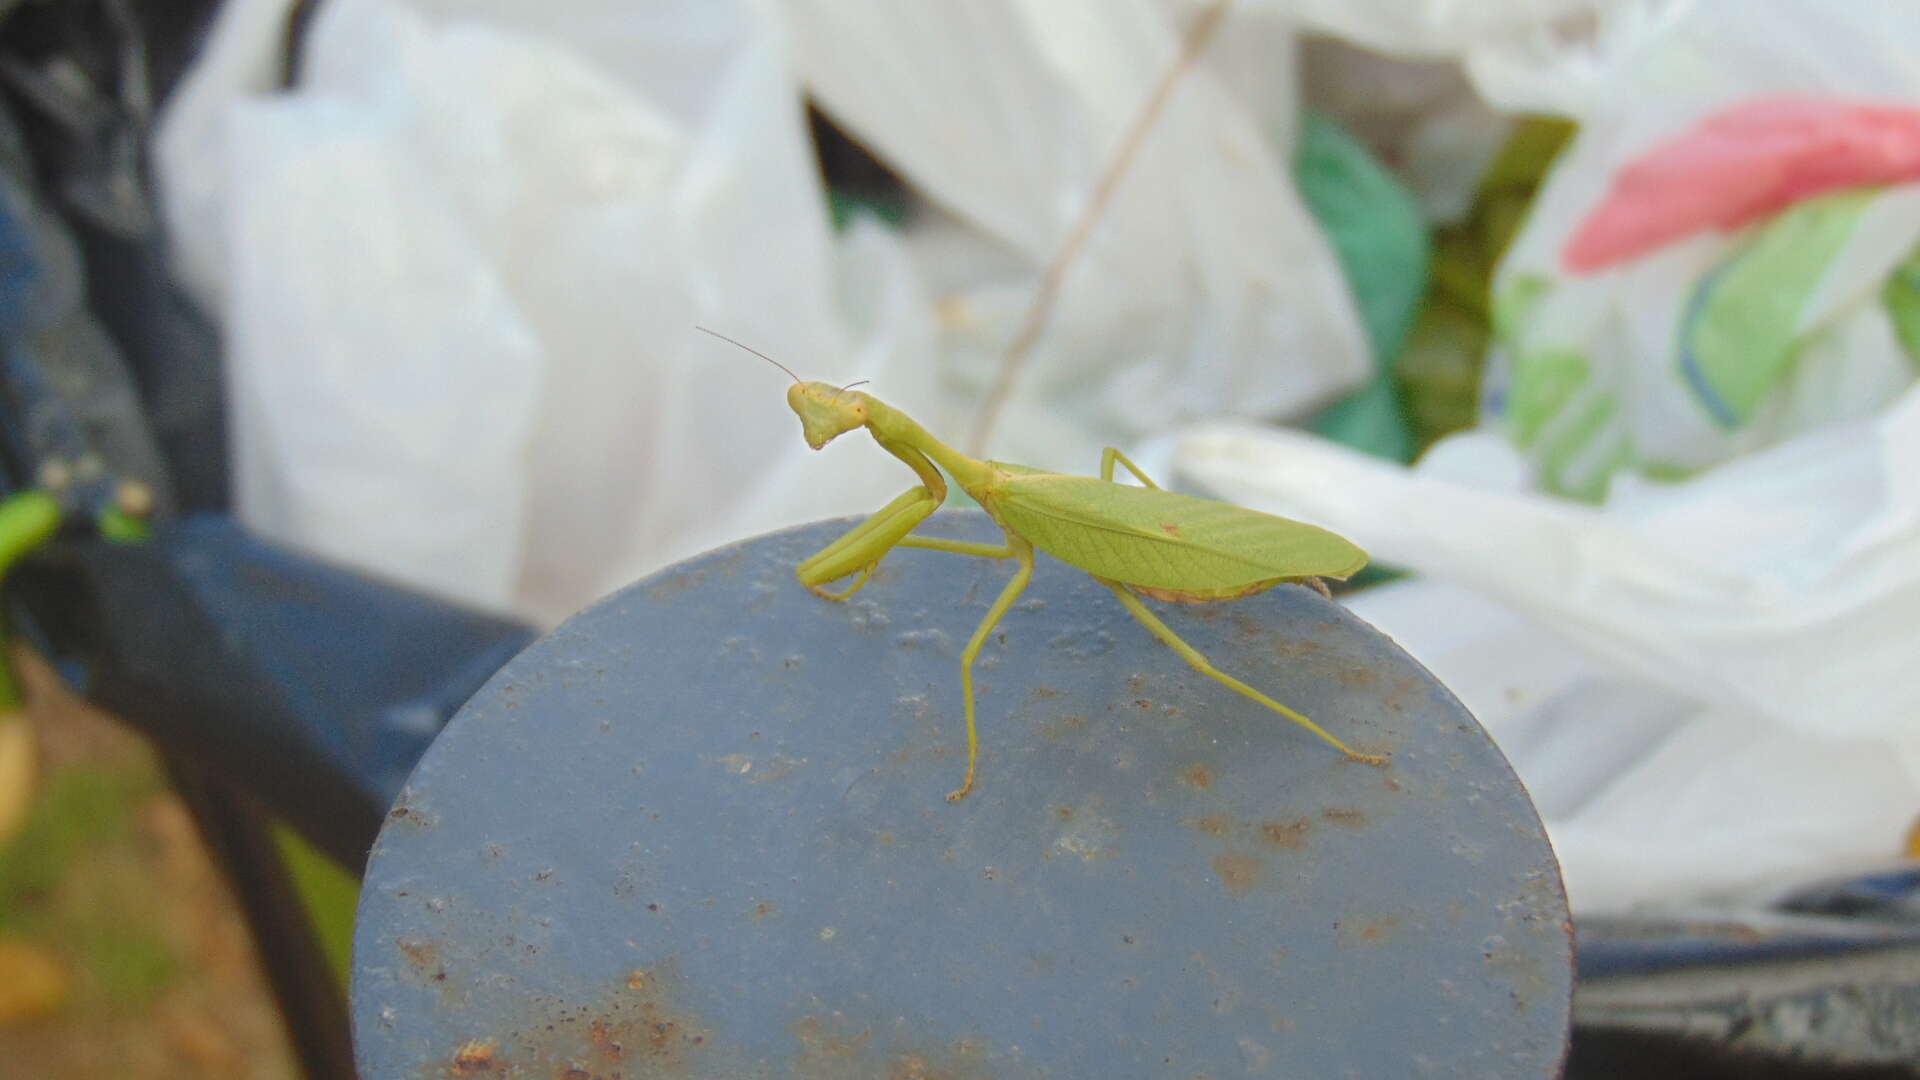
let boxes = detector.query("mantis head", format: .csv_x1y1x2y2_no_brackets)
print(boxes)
788,382,871,450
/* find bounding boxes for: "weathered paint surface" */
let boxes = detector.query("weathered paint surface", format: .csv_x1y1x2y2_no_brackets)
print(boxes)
354,512,1573,1077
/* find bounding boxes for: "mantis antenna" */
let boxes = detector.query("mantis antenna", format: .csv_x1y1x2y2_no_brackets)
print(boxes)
695,326,802,385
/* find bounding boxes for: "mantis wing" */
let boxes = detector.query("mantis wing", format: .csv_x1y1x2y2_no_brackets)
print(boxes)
989,473,1367,592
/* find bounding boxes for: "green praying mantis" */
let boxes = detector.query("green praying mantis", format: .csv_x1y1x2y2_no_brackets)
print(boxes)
700,328,1388,800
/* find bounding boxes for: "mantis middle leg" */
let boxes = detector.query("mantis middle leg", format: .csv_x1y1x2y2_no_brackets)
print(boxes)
933,533,1035,801
1100,579,1388,767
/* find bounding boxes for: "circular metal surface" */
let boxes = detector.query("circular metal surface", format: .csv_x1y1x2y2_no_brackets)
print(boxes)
353,512,1571,1078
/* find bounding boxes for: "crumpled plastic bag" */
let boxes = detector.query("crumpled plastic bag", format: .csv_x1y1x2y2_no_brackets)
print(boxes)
1169,0,1920,911
785,0,1371,464
157,0,950,623
1491,99,1920,499
155,0,1375,624
1172,389,1920,910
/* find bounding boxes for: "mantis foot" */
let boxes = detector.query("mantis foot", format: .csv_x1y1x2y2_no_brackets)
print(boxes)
945,758,979,802
805,562,877,602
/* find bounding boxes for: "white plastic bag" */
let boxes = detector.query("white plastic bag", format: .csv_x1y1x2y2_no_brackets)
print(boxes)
786,0,1372,465
158,0,926,622
1168,0,1920,910
155,0,1382,625
1171,392,1920,910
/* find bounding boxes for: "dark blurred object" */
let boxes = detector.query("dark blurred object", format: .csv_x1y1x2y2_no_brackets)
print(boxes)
0,0,227,512
19,518,537,871
808,101,913,230
0,4,535,1077
1570,864,1920,1079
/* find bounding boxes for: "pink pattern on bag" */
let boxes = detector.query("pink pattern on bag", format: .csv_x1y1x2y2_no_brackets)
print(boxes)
1563,98,1920,273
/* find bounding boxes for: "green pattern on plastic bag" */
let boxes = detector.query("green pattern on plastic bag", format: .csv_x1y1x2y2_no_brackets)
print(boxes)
1493,273,1552,349
1881,243,1920,373
1679,189,1876,428
1294,112,1429,463
1539,392,1619,500
1507,348,1590,449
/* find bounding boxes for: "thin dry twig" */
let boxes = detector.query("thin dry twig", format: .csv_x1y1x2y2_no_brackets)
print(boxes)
966,0,1234,455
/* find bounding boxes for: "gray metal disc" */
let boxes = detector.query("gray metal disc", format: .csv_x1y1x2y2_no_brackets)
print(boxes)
352,511,1571,1078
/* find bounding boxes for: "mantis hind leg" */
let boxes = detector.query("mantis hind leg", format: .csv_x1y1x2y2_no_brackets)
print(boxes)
947,536,1036,801
1100,580,1388,767
1100,447,1161,488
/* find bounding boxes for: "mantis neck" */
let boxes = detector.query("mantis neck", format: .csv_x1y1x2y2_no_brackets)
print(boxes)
864,396,997,498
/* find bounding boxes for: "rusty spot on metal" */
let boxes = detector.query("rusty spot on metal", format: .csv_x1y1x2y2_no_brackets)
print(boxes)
1180,764,1214,790
418,964,716,1079
1272,638,1322,659
790,1014,991,1080
400,939,439,970
750,900,778,922
447,1038,504,1075
1034,711,1090,743
1335,665,1373,690
1131,698,1151,709
749,752,805,783
1185,814,1231,836
387,796,436,830
1158,523,1182,537
1381,673,1424,715
1259,820,1310,849
398,938,461,1004
1027,685,1060,701
1053,805,1074,821
1212,853,1262,897
644,570,704,601
1321,807,1367,828
1338,917,1399,945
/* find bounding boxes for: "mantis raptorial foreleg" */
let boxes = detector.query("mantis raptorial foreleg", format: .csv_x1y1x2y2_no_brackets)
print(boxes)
1100,579,1387,766
797,486,942,600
